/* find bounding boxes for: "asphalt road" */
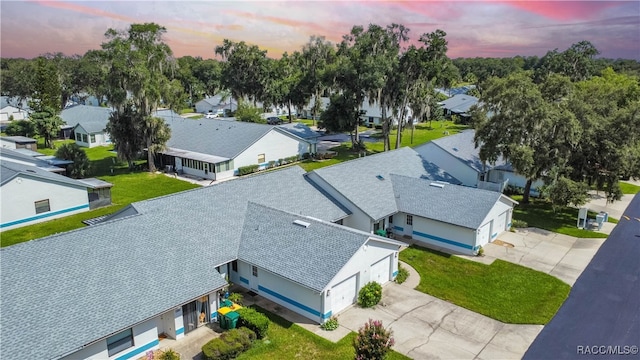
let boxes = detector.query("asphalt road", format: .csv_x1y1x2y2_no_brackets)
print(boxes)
524,193,640,360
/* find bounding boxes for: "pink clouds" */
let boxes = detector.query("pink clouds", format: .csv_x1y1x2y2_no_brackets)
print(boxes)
499,1,621,21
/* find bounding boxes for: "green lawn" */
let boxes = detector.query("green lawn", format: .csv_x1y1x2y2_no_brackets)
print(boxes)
400,246,570,324
238,307,409,360
511,196,609,238
620,181,640,194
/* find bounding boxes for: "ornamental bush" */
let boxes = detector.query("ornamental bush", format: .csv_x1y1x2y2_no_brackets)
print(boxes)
358,281,382,308
320,316,339,331
395,266,409,284
237,165,259,176
511,219,528,228
236,307,270,339
353,319,395,360
201,327,255,360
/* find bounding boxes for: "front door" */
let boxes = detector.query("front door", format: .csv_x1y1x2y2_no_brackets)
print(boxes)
250,265,259,291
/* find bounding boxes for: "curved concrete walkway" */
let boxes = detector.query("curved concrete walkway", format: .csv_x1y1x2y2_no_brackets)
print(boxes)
398,260,421,289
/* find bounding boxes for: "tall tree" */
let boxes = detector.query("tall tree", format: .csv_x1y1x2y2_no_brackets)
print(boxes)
299,36,336,126
473,71,581,203
0,58,35,103
102,23,176,171
30,106,64,149
215,40,268,105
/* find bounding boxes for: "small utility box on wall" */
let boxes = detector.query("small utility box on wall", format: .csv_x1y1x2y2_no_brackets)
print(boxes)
577,208,588,229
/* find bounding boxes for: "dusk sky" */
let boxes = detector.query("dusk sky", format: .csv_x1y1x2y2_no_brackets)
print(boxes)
1,1,639,60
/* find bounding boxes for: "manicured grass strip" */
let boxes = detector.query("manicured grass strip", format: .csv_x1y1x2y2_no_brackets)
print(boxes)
400,246,570,324
1,173,199,247
238,306,409,360
619,181,640,194
511,196,609,238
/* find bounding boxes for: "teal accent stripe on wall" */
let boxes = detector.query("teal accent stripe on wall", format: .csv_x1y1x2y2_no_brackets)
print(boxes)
0,203,89,228
176,327,184,335
258,285,321,318
491,232,498,239
322,311,332,320
115,339,159,360
412,230,473,250
392,271,398,277
393,226,404,232
239,276,249,285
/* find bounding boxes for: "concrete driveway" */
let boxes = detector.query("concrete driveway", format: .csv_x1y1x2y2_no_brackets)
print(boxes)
335,280,542,359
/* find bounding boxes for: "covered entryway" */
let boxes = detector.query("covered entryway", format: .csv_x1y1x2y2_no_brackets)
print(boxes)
370,256,391,285
331,274,357,315
182,296,210,335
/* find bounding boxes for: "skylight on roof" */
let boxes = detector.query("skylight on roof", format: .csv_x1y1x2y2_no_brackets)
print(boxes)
376,175,385,180
430,182,445,188
293,220,310,228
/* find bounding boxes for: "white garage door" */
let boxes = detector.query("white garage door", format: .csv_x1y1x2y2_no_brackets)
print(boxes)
495,211,508,234
478,221,491,247
331,274,357,315
370,256,391,285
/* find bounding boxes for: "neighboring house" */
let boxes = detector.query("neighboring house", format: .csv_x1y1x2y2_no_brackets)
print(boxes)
195,94,238,115
298,96,330,120
1,160,86,231
414,130,543,192
0,96,30,129
390,174,518,254
61,105,112,148
1,135,37,151
305,147,461,233
299,95,411,127
160,119,313,180
0,166,402,359
438,94,479,121
277,122,320,154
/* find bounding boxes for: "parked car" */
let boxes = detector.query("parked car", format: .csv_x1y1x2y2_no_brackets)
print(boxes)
205,113,218,119
267,117,283,125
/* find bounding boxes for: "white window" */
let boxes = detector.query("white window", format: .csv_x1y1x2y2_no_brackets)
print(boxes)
90,134,96,143
106,328,133,356
34,199,50,214
406,215,413,226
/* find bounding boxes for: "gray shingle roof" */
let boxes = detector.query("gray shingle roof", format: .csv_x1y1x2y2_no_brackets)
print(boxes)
165,118,307,160
438,94,479,114
308,147,460,221
391,174,512,229
417,130,507,173
277,122,320,140
0,148,68,172
0,166,349,359
61,104,112,133
239,202,378,292
0,158,86,188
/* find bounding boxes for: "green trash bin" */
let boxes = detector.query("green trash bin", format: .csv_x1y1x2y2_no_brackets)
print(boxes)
221,299,233,308
226,311,240,329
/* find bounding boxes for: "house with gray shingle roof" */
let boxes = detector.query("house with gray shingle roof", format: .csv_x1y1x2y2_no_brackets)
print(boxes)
0,165,403,359
305,147,461,233
390,174,517,254
160,118,313,181
61,104,113,147
438,94,479,121
195,94,238,115
414,129,543,193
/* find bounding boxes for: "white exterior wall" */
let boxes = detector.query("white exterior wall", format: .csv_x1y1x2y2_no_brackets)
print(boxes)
414,142,480,187
235,260,324,322
195,100,215,114
395,212,477,255
61,318,160,360
488,170,544,193
477,199,513,243
233,130,309,171
174,158,216,181
305,172,371,231
1,175,89,231
322,238,399,318
174,307,185,340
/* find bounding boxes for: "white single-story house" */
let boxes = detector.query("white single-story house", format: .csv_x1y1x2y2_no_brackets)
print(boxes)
299,95,410,127
414,130,544,193
0,159,90,231
195,94,238,115
306,147,517,255
390,174,518,254
61,105,113,148
306,147,461,233
160,119,314,180
0,166,403,359
0,96,30,127
1,135,37,151
0,147,69,173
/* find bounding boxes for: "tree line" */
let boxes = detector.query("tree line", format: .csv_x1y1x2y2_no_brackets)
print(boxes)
1,23,638,197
